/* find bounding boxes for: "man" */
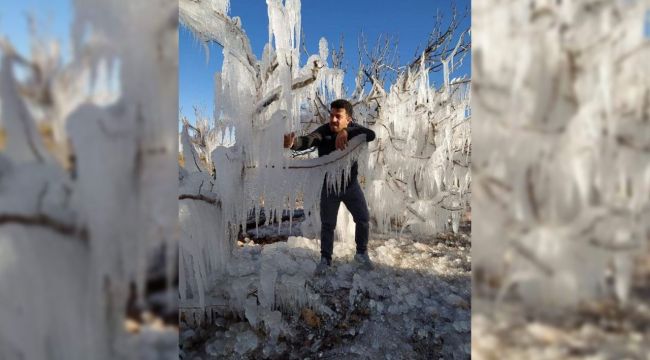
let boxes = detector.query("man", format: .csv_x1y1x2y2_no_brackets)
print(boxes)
283,99,376,275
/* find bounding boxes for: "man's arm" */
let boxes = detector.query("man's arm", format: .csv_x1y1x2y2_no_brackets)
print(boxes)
345,122,376,142
290,125,326,151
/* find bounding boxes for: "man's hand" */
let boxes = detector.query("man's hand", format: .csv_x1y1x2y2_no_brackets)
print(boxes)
335,129,348,150
283,132,296,148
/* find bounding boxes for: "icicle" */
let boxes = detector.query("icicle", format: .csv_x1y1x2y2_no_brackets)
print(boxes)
288,207,293,234
319,37,328,65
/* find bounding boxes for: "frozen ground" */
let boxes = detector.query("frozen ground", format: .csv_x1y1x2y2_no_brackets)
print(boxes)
473,255,650,360
180,224,471,359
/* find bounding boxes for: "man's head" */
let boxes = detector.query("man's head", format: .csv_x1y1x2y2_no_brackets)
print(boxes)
329,99,353,133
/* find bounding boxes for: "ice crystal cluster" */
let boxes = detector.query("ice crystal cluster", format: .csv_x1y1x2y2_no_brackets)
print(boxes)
473,0,650,308
361,53,471,236
0,0,178,358
179,0,471,325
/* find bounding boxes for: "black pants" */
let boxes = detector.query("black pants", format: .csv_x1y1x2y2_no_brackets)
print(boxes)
320,179,370,262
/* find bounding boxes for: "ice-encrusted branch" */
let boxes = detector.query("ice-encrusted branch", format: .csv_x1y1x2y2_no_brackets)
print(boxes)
181,121,205,173
0,50,51,164
405,205,427,222
179,194,220,206
244,135,366,169
0,213,88,242
179,0,258,73
287,136,366,169
510,240,555,277
255,61,322,113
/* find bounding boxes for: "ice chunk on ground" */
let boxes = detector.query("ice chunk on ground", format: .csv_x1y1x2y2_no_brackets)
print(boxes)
234,330,259,355
262,310,284,342
205,337,227,357
244,297,259,327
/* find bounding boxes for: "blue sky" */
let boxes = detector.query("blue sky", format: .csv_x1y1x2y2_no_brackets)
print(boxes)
180,0,471,124
0,0,73,60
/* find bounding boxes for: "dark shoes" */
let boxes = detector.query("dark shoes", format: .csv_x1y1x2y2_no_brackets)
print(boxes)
314,253,374,276
314,257,331,276
354,253,374,270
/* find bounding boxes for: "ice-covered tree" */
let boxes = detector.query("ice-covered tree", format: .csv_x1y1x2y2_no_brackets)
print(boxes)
0,0,178,358
178,0,471,327
472,0,650,309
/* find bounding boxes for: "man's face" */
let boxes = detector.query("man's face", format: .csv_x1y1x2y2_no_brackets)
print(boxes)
329,107,350,133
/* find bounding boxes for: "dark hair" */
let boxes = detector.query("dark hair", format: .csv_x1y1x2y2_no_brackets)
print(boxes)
330,99,353,119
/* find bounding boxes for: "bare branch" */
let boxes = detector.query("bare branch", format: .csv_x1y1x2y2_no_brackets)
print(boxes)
331,33,345,70
179,194,220,206
0,213,89,242
406,1,471,74
511,240,555,277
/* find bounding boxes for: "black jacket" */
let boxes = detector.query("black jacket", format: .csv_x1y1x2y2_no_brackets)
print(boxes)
291,122,376,183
